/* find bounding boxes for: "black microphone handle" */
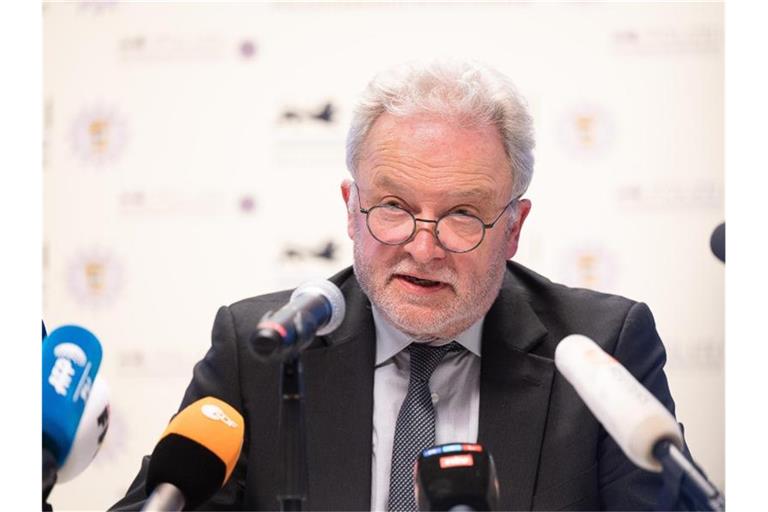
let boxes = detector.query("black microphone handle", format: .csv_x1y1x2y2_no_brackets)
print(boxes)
652,439,725,511
42,447,58,503
142,483,186,512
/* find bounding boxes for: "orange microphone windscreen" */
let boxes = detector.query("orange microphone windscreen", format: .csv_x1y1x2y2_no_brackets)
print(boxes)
157,396,245,482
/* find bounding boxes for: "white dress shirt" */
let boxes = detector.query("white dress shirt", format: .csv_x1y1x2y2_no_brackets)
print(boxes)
370,306,483,511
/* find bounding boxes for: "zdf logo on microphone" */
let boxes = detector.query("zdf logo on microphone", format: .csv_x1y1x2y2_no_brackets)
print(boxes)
48,342,94,402
201,403,238,428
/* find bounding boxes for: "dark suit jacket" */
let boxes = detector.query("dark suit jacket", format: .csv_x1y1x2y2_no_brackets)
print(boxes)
112,261,684,511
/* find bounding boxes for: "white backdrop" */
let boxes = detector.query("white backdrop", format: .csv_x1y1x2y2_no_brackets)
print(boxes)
43,3,724,509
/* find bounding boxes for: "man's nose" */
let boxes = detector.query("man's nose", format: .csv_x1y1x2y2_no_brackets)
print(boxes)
402,223,446,264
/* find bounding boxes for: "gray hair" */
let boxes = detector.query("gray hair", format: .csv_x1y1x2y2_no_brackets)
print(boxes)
345,60,535,198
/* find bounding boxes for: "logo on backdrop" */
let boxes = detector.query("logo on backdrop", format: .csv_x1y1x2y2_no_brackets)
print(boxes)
77,0,118,13
557,103,614,159
118,189,259,216
118,34,250,62
282,240,339,262
239,194,258,214
280,101,337,125
616,180,722,210
665,337,723,370
611,25,722,55
239,39,257,59
43,99,53,170
67,248,123,307
273,100,343,165
559,243,617,292
70,105,128,165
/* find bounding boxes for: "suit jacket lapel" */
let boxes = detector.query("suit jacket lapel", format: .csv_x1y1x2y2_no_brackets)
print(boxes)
296,266,555,510
478,269,555,511
302,273,376,510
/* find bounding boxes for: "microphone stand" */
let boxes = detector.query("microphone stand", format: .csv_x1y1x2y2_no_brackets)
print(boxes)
653,440,725,511
276,321,310,512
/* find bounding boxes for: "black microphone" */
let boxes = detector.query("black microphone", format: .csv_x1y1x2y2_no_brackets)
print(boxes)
252,280,346,362
710,222,725,263
415,443,500,511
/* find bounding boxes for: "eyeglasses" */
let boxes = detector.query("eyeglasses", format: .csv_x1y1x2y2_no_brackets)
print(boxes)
354,183,519,253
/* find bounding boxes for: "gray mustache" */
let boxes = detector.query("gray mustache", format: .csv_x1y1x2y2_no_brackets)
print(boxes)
390,265,457,286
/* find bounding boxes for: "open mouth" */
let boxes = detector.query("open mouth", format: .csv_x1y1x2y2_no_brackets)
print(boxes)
395,274,445,289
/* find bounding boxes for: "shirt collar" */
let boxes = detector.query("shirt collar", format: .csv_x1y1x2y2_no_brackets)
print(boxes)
372,305,484,365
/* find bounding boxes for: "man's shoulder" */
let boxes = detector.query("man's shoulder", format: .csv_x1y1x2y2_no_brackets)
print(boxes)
506,260,637,310
504,260,644,342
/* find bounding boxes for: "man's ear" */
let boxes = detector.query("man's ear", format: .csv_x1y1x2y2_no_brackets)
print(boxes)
506,199,531,259
340,179,355,240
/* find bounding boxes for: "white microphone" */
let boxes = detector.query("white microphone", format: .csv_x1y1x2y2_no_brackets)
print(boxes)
555,334,724,511
554,334,682,471
57,374,110,482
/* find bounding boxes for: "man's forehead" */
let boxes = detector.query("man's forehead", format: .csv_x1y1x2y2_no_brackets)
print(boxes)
368,173,498,202
355,112,514,202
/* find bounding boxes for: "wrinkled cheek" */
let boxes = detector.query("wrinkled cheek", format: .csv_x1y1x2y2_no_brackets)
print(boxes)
353,236,388,289
356,235,397,271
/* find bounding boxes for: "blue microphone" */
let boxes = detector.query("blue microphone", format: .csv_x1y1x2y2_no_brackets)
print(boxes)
42,325,103,466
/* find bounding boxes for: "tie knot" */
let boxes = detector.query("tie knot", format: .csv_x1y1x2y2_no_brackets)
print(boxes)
407,341,462,383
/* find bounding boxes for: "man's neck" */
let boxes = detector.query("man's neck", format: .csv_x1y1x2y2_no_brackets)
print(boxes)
371,305,484,365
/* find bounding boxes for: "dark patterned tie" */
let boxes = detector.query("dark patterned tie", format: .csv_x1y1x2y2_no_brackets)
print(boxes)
387,341,462,512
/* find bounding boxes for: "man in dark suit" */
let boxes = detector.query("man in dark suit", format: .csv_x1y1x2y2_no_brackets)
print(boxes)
112,60,684,511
